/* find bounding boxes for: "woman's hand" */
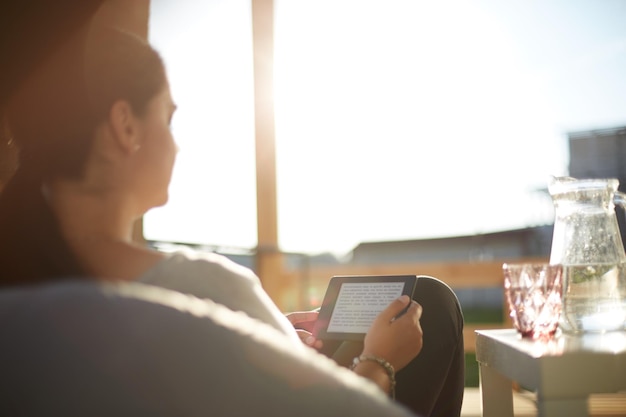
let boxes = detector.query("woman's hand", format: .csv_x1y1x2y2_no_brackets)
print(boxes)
362,295,423,372
285,310,324,350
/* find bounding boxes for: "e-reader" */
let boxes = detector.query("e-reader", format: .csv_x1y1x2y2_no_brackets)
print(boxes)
312,275,418,341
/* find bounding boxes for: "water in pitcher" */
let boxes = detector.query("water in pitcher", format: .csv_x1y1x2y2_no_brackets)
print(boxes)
560,263,626,333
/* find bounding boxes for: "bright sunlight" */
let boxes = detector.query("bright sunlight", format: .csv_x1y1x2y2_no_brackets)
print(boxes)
146,0,626,255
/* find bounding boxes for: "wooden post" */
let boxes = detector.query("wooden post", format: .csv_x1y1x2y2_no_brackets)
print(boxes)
251,0,288,308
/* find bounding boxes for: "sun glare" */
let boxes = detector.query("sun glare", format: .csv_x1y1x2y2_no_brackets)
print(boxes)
273,0,566,254
145,0,625,255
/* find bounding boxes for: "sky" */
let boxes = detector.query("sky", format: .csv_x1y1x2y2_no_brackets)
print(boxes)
145,0,626,256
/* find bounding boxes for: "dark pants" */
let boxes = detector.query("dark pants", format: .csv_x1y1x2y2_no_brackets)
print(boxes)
319,276,465,417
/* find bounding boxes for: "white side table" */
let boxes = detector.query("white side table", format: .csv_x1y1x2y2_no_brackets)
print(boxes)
475,329,626,417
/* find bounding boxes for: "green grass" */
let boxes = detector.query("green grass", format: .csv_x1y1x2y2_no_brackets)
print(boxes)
465,353,479,387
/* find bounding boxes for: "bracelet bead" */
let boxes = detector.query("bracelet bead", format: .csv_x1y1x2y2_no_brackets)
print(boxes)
350,355,396,399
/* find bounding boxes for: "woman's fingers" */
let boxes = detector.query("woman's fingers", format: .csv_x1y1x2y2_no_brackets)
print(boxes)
376,295,411,323
285,311,319,329
295,329,324,350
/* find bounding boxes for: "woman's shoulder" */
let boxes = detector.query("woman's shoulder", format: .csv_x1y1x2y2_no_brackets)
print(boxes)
138,248,261,298
136,247,296,337
158,248,258,281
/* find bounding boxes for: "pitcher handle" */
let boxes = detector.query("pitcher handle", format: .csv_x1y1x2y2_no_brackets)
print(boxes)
614,193,626,239
615,191,626,209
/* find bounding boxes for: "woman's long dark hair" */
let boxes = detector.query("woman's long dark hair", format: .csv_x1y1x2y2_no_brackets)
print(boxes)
0,25,166,286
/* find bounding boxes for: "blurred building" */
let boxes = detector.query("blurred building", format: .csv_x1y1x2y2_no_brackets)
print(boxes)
568,125,626,181
568,125,626,249
351,226,553,265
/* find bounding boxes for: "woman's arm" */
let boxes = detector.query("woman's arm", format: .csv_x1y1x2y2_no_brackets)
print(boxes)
286,295,423,396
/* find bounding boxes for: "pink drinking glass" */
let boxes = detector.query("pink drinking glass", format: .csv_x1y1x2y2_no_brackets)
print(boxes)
503,263,563,340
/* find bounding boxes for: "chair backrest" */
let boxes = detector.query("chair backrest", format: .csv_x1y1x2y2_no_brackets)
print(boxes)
0,280,416,417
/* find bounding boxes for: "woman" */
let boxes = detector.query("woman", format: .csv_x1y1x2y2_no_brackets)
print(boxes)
0,24,463,416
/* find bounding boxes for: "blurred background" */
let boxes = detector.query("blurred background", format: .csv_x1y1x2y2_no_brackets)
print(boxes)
146,0,626,257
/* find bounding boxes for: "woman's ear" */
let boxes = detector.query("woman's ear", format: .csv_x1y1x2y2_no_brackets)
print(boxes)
108,100,141,153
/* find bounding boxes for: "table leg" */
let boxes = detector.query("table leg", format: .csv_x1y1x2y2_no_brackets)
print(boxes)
536,395,588,417
479,363,514,417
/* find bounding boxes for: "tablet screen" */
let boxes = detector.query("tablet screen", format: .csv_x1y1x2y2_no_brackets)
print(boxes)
313,275,418,341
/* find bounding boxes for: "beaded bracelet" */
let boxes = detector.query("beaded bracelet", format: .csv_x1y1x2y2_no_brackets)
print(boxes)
350,355,396,399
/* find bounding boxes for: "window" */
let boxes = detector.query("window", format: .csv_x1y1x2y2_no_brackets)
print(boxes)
146,0,257,250
146,0,626,255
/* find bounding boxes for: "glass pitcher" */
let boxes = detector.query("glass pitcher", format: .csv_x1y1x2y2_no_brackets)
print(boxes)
549,176,626,333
